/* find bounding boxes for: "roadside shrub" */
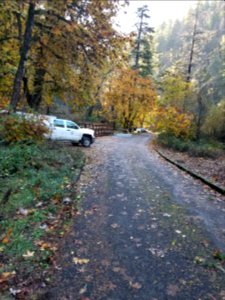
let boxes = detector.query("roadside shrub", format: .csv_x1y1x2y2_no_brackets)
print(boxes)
150,106,194,139
202,99,225,139
0,114,49,144
0,143,43,177
157,133,224,158
188,141,224,158
157,133,189,152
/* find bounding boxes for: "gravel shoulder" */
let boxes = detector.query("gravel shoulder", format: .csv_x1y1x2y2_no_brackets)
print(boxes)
43,134,225,300
155,145,225,189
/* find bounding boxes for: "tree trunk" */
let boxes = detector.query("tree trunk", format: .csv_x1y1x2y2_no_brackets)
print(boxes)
30,67,46,110
134,10,144,69
183,3,200,112
195,93,204,141
186,3,199,82
23,66,46,111
10,1,36,111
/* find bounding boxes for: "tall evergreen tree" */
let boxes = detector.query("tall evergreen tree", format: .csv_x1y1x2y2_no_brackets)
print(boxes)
186,2,200,82
132,5,154,77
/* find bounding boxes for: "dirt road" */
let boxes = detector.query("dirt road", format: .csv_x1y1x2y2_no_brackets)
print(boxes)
46,134,225,300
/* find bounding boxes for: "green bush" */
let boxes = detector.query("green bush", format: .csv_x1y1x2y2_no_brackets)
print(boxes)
0,143,45,177
188,140,223,158
202,99,225,139
157,133,189,152
157,133,224,158
0,114,49,144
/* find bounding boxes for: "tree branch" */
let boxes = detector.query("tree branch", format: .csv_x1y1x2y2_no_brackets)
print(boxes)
0,36,19,43
39,40,64,60
35,9,71,24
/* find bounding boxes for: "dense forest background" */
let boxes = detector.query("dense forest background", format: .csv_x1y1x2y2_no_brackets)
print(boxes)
154,0,225,140
0,0,224,141
156,0,224,104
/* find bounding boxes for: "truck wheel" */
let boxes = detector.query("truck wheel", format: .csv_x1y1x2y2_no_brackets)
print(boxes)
81,136,91,147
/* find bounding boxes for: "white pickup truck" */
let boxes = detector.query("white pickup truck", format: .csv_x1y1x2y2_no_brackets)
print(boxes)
44,116,95,147
14,112,95,147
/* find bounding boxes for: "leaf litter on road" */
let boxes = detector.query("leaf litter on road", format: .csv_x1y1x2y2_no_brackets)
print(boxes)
73,257,90,265
40,136,225,299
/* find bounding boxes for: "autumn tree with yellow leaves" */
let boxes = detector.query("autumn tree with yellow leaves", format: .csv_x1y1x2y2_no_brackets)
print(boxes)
0,0,126,112
150,71,194,138
102,68,156,131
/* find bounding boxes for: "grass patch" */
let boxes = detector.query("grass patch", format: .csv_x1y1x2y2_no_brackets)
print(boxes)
0,142,85,294
157,133,224,158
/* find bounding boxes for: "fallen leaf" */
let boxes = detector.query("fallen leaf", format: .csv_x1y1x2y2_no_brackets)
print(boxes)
129,282,142,289
9,288,21,296
35,240,57,251
111,223,120,229
84,210,94,216
77,266,86,273
1,228,13,244
23,250,35,258
148,248,166,258
17,208,29,216
17,208,36,216
0,271,16,283
39,224,49,230
73,257,90,265
107,282,117,290
171,240,176,246
194,256,205,264
214,264,225,273
212,249,225,261
79,284,87,294
151,223,157,229
35,201,43,207
163,213,171,217
112,267,121,273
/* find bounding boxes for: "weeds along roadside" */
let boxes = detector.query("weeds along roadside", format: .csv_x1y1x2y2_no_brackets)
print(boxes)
0,141,85,294
156,133,224,159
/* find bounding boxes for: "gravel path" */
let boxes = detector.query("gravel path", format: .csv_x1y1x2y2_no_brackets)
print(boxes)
46,134,225,300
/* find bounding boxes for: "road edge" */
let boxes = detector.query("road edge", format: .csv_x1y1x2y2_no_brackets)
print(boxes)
154,148,225,196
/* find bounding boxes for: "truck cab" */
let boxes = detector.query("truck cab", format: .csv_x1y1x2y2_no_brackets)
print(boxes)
47,118,95,147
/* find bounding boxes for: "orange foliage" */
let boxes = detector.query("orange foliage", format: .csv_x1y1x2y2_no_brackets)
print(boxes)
0,114,49,144
0,98,10,110
150,106,194,138
103,68,156,129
